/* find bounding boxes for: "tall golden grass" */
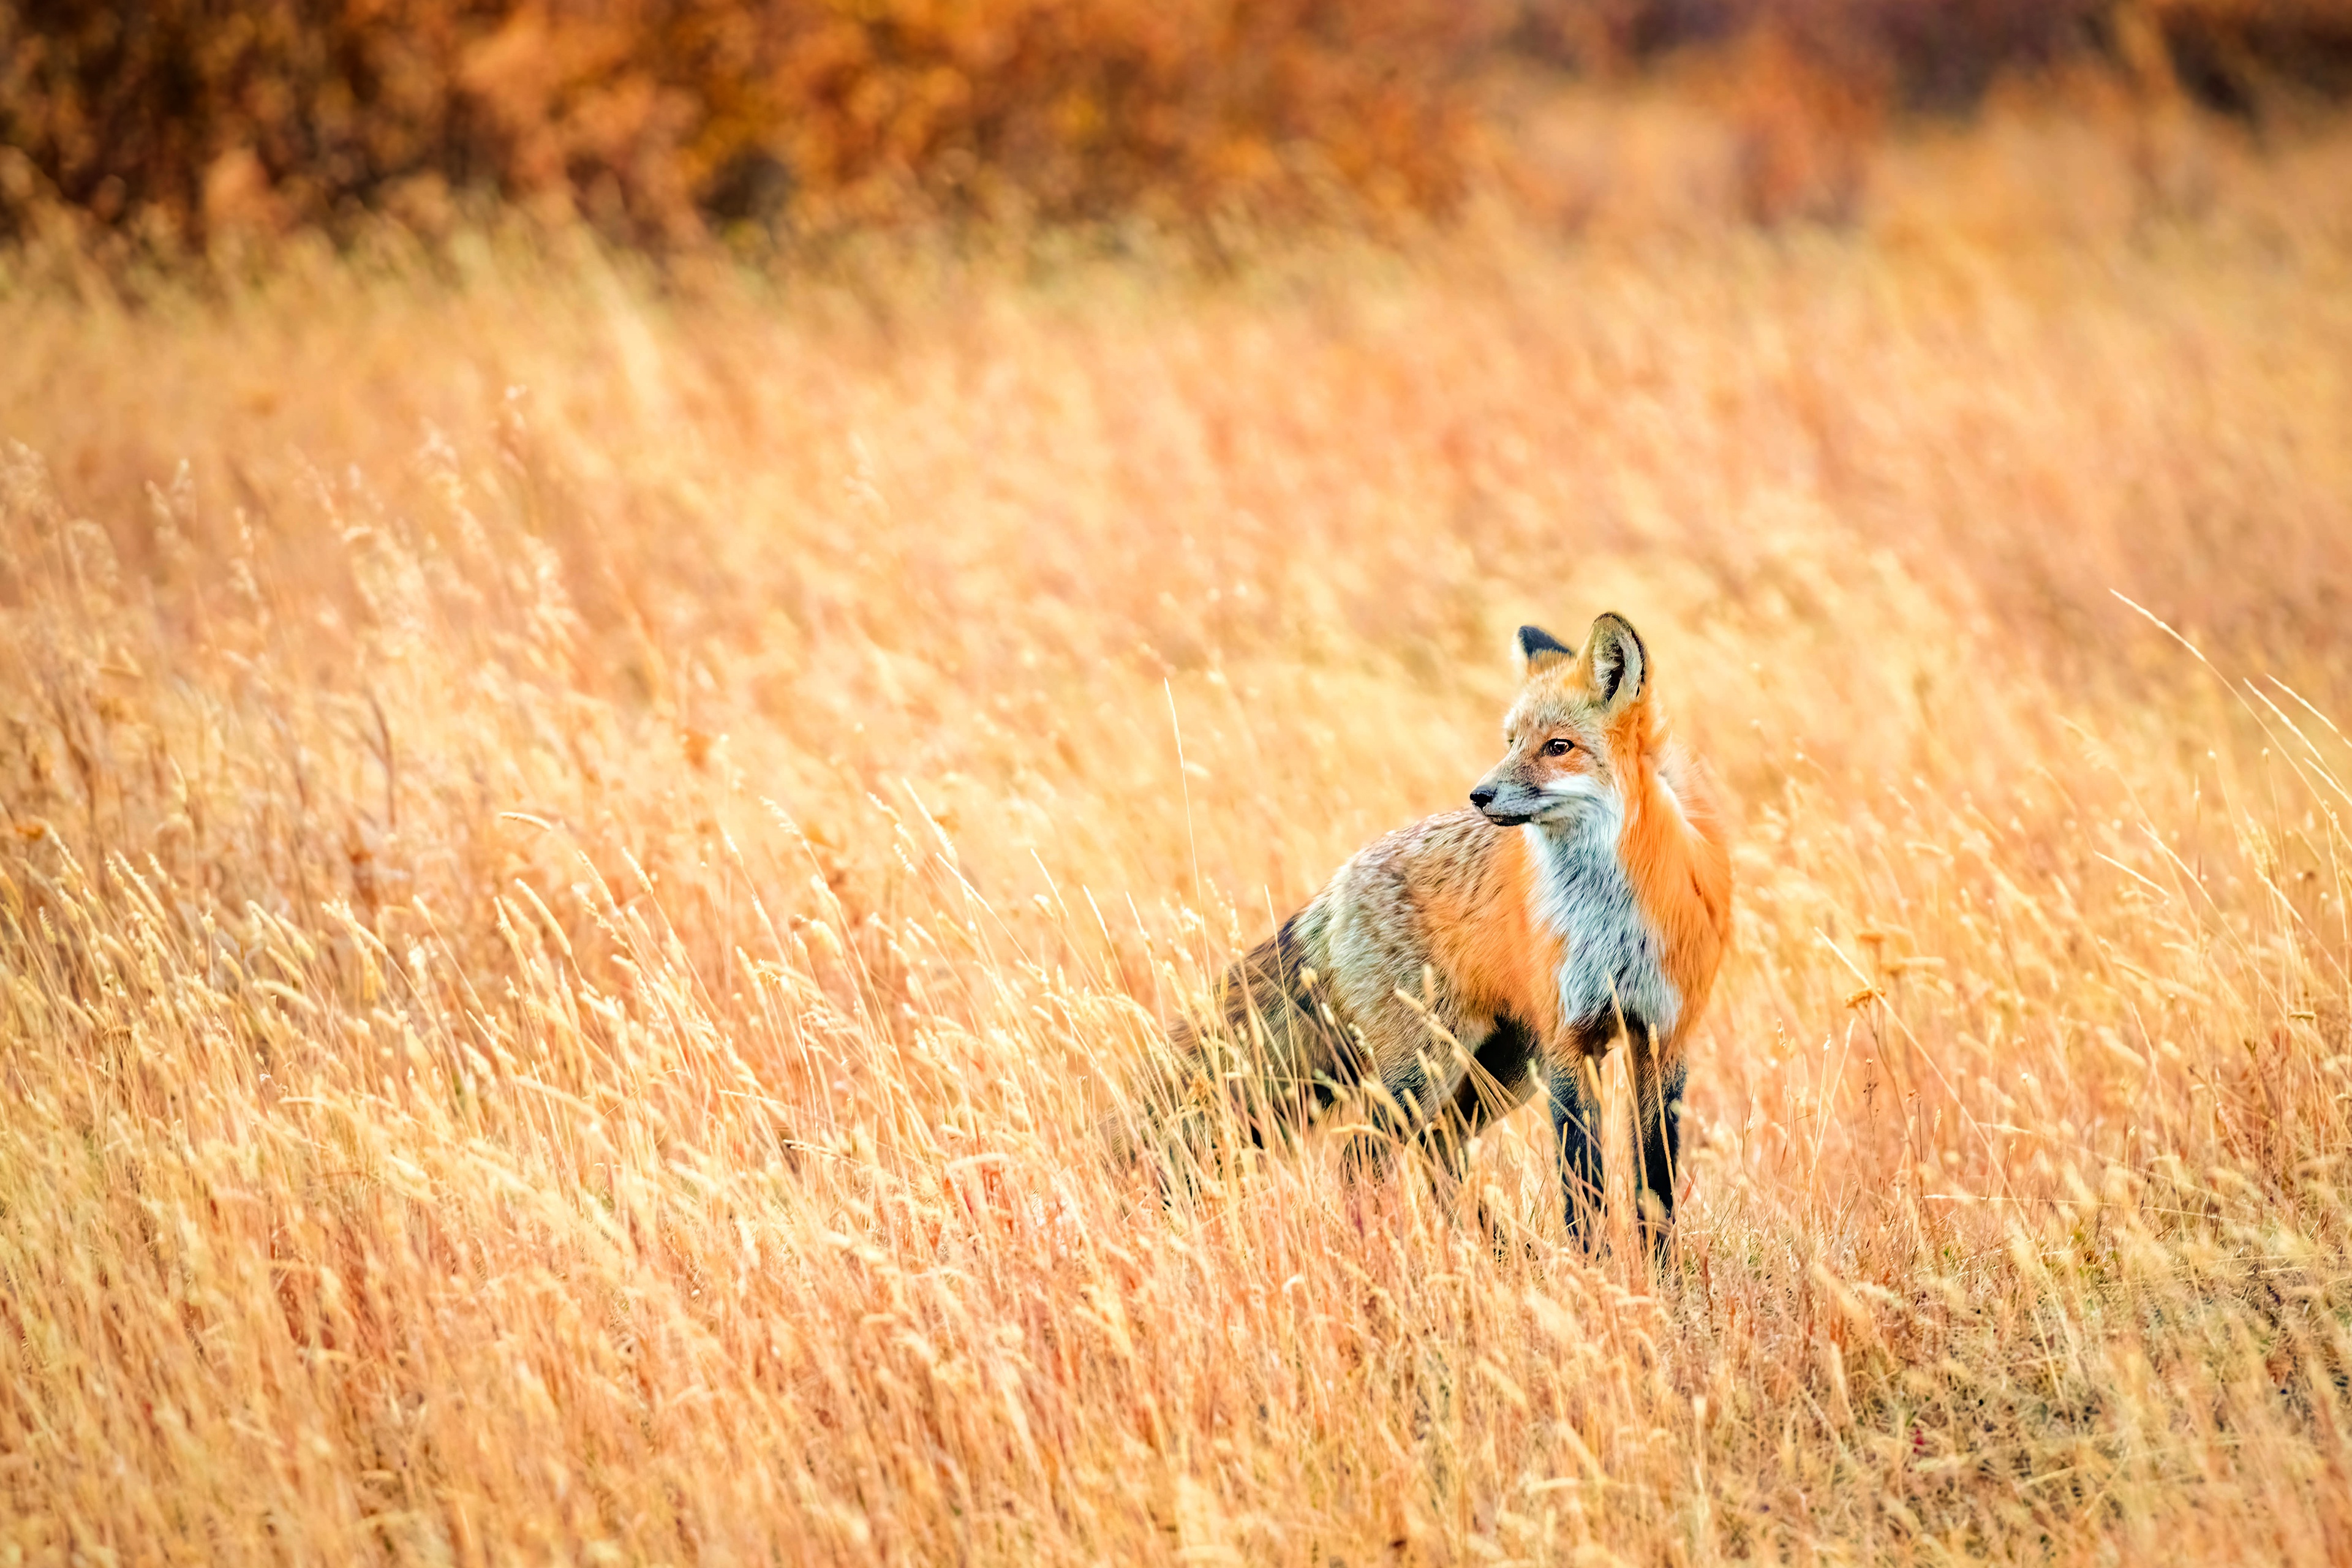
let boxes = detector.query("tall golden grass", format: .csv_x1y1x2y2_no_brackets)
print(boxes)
6,115,2352,1562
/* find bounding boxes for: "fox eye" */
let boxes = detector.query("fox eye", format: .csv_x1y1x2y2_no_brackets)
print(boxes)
1543,737,1574,758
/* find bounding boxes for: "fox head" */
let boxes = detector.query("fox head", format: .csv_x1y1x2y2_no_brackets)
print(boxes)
1469,613,1654,827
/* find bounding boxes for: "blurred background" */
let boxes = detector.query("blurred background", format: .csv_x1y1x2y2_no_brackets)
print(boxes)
6,0,2351,251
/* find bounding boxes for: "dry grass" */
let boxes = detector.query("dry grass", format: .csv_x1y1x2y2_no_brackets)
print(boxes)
6,116,2352,1564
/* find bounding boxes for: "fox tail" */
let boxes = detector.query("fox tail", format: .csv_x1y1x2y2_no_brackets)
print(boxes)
1107,910,1361,1188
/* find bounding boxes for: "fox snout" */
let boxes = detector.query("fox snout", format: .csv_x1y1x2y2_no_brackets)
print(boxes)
1469,777,1547,826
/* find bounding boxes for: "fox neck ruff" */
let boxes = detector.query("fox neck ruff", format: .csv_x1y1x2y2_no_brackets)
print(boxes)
1521,796,1681,1054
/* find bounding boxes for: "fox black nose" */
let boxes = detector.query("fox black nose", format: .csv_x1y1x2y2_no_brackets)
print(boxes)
1469,784,1498,810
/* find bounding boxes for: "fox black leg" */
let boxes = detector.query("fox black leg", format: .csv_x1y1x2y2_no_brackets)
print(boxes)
1429,1016,1543,1255
1633,1050,1687,1261
1550,1062,1606,1247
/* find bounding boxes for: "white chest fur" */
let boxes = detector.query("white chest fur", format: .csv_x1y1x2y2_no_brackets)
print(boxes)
1523,802,1682,1046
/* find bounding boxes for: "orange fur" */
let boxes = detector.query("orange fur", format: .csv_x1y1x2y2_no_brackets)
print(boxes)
1603,685,1734,1055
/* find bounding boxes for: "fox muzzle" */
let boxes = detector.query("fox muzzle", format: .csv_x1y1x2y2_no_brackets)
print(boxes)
1469,777,1548,826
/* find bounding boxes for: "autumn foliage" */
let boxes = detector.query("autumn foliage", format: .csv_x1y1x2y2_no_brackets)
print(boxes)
0,0,1510,245
6,0,2352,247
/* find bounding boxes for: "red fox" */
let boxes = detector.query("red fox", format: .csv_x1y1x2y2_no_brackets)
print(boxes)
1147,613,1732,1249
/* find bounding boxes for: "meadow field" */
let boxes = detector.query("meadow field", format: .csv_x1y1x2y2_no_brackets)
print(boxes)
6,107,2352,1564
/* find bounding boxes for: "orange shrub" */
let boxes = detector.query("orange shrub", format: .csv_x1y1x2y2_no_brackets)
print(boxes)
4,0,2350,249
0,0,1509,246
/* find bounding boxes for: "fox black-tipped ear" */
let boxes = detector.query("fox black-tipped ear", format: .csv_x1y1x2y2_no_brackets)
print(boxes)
1515,624,1574,677
1583,612,1648,710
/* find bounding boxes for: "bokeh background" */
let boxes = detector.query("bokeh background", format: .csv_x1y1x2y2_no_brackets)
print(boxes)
6,0,2352,244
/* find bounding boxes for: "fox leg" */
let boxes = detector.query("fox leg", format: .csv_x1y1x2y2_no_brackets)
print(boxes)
1549,1059,1607,1246
1426,1014,1542,1156
1631,1044,1687,1259
1359,1048,1468,1182
1360,971,1498,1162
1401,1016,1543,1245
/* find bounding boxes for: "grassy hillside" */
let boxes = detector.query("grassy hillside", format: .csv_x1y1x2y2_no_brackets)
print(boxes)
4,131,2352,1561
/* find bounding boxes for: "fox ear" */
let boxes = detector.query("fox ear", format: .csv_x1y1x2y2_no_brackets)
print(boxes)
1515,624,1574,678
1583,613,1648,711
